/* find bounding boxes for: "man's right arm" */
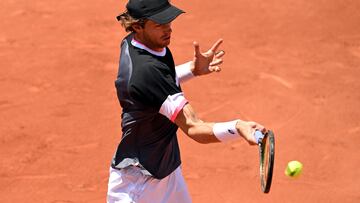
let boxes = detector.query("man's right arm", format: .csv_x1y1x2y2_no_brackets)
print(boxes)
174,103,266,145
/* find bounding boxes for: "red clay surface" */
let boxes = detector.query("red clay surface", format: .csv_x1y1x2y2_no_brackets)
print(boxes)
1,0,360,202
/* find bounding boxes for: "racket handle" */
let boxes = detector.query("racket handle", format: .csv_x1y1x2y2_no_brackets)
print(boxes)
254,130,264,144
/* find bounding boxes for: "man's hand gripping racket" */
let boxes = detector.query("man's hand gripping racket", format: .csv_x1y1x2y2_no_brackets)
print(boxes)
254,130,275,193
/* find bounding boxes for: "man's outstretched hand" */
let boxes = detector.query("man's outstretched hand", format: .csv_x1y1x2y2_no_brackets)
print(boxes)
191,39,225,76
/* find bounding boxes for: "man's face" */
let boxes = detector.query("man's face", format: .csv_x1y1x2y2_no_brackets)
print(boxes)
135,20,172,51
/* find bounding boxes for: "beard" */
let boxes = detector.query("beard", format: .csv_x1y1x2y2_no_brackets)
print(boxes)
143,32,170,50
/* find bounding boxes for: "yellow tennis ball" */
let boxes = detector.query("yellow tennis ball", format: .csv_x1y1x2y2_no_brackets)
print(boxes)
285,161,303,178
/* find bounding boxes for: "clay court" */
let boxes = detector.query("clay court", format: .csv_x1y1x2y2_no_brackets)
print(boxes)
1,0,360,202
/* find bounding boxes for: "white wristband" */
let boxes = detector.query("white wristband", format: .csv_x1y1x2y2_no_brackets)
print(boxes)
175,61,195,83
212,120,240,142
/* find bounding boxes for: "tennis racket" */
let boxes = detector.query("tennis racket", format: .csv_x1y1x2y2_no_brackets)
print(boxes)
254,130,275,193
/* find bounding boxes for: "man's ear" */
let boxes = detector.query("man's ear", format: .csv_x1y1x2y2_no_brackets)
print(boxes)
132,24,143,33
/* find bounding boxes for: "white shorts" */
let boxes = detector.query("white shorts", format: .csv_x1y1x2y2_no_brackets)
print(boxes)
107,166,192,203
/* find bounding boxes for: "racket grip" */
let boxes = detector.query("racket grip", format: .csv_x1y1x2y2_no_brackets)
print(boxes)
254,130,264,144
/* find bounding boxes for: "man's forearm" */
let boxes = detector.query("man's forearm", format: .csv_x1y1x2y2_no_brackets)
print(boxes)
175,104,262,145
175,104,241,144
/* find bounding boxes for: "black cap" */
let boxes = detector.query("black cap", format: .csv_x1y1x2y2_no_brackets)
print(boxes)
126,0,184,24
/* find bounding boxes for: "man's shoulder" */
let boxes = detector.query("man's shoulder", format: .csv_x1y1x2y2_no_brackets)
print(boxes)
132,60,168,81
129,58,173,90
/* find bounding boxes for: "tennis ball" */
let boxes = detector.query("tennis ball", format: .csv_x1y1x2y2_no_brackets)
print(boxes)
285,160,303,178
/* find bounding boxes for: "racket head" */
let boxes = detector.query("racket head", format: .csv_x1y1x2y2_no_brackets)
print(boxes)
258,130,275,193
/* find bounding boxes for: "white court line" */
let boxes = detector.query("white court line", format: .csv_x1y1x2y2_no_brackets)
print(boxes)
260,72,293,89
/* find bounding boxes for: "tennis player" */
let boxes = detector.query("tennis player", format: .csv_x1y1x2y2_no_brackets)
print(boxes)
107,0,267,202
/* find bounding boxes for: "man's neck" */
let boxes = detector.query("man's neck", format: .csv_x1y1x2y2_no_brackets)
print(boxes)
131,35,166,57
134,34,165,52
